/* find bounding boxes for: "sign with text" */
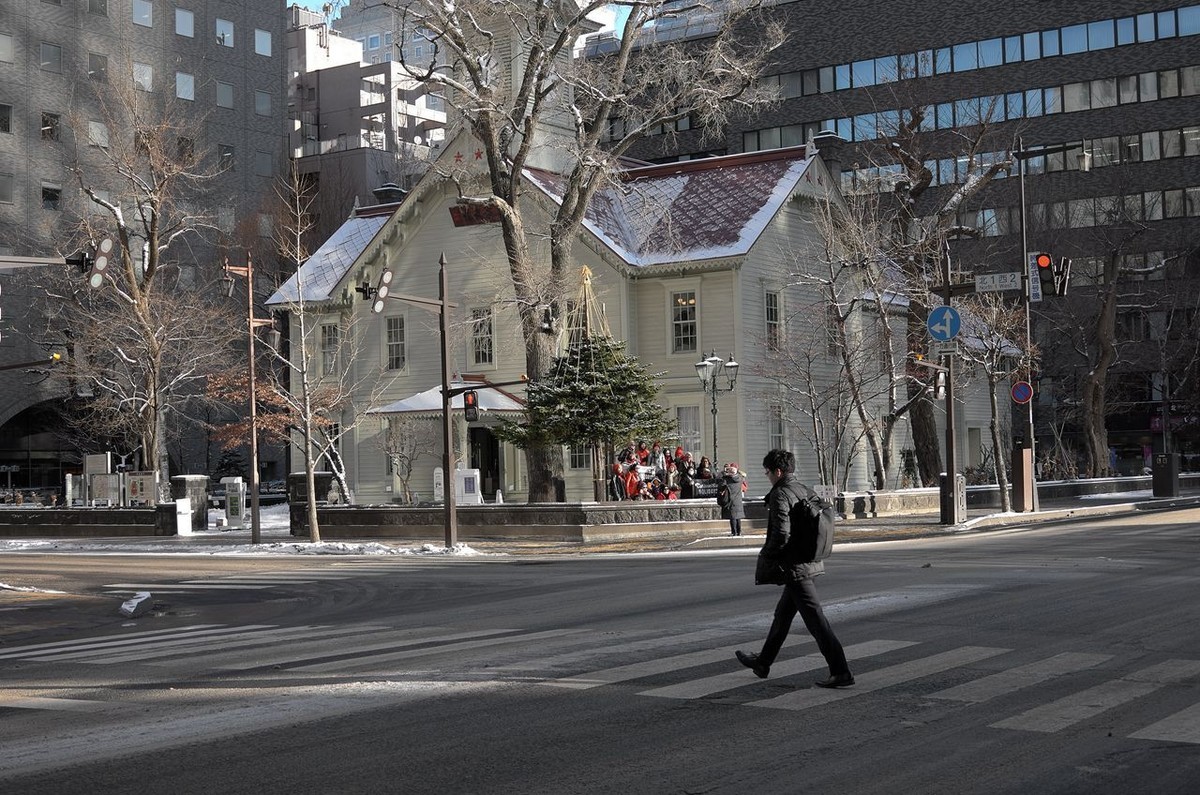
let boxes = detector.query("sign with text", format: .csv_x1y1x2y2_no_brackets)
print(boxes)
976,272,1022,292
1027,254,1043,303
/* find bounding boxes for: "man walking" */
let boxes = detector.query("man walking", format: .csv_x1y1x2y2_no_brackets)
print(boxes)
735,449,853,688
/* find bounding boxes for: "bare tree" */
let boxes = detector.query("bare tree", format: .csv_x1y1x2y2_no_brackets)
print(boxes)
378,414,442,504
34,57,239,494
375,0,784,500
955,292,1030,512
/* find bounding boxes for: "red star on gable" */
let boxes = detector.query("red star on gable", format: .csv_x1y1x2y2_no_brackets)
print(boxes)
475,149,483,160
454,151,464,163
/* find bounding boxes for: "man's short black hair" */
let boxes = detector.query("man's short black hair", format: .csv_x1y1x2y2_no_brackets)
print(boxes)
762,448,795,475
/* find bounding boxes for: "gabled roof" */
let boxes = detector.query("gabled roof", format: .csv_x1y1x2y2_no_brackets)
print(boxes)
526,146,817,267
266,146,822,305
265,203,398,306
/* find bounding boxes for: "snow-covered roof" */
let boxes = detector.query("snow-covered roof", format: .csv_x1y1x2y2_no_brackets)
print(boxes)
368,381,525,416
265,204,398,306
526,146,818,267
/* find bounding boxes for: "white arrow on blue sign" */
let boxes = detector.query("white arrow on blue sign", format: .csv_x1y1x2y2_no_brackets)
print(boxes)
927,305,961,342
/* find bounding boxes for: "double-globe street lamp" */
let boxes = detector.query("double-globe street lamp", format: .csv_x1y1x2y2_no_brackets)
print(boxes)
695,351,739,466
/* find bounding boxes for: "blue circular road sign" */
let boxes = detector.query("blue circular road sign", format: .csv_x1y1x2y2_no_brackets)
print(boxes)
1011,381,1034,404
927,305,962,342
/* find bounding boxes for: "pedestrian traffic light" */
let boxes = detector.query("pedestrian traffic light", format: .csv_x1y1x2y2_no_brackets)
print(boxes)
463,389,479,422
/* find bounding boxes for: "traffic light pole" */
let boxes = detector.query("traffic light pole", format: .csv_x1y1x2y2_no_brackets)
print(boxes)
1016,136,1040,512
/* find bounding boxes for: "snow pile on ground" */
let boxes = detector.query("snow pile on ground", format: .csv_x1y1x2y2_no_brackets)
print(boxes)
0,503,488,556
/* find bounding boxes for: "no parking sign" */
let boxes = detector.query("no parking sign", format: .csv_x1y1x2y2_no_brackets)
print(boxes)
1011,381,1033,404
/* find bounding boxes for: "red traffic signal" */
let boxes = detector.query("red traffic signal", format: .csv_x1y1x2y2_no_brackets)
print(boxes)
1034,252,1053,269
463,389,479,422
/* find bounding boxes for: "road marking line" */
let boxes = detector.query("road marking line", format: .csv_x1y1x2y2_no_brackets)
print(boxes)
103,584,273,591
191,626,447,670
69,625,355,664
545,637,815,691
991,659,1200,733
290,629,586,673
27,625,282,662
639,639,917,700
930,652,1112,704
0,696,111,712
0,625,226,659
1130,701,1200,744
488,629,731,673
750,646,1010,711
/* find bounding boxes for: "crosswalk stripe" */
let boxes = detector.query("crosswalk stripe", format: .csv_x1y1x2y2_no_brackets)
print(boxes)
640,639,918,700
545,637,815,691
24,625,279,662
991,659,1200,733
0,696,111,712
1130,701,1200,744
104,583,273,591
930,652,1112,704
0,625,226,659
289,628,586,673
750,646,1010,711
60,625,347,665
184,626,451,671
488,629,731,673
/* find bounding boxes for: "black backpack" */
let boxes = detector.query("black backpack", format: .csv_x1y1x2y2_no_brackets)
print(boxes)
785,484,836,563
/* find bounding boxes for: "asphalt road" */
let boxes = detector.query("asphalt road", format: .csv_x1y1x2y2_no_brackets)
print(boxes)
3,508,1200,793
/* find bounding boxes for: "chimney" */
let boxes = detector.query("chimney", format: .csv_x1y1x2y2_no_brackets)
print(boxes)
371,182,407,205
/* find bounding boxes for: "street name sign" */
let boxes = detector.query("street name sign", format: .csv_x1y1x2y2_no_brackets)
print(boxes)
976,272,1022,293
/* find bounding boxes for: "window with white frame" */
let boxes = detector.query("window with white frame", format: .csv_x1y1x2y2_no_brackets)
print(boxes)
176,72,194,101
255,90,271,116
472,307,494,365
215,19,233,47
765,290,781,349
254,29,272,56
175,9,193,37
768,405,786,451
568,445,591,470
132,0,152,27
133,62,153,91
0,173,13,204
216,81,233,108
671,290,697,354
385,315,406,370
676,406,702,455
320,324,340,375
0,33,13,63
0,104,10,134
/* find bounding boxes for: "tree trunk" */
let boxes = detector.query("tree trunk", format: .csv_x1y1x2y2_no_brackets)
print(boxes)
989,377,1012,512
909,393,942,486
1082,253,1121,477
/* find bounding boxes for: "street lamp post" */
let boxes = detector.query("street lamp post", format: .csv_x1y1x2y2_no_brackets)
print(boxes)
223,254,275,545
694,350,739,466
1013,137,1091,512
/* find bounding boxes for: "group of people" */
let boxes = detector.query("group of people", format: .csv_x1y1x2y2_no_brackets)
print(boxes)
607,440,733,502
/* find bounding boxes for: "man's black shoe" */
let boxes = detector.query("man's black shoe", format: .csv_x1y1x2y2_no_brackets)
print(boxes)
814,673,855,688
735,650,769,679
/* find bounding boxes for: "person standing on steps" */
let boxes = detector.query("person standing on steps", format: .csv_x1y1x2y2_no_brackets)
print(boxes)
735,448,854,688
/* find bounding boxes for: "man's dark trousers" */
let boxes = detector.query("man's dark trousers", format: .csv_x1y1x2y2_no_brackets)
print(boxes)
760,577,850,675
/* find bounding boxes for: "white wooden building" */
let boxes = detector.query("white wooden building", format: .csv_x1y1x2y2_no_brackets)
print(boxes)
266,133,1006,503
